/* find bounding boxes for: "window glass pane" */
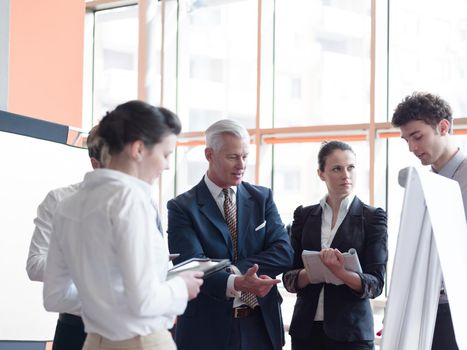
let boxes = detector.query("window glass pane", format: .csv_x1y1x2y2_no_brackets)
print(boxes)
259,1,275,129
175,145,208,195
272,141,370,225
374,0,389,123
373,139,387,209
389,0,467,117
274,0,371,127
144,0,179,111
161,1,179,112
146,1,163,107
159,150,177,232
456,133,467,150
177,0,257,132
93,5,139,122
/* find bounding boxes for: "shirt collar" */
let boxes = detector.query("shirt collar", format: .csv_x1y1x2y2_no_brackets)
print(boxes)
204,172,237,199
319,193,355,212
433,148,465,178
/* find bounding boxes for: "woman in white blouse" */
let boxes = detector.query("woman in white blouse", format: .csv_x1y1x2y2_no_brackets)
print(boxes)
43,100,203,350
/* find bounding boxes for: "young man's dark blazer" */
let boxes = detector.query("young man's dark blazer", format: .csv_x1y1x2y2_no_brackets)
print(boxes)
288,196,388,343
167,179,294,350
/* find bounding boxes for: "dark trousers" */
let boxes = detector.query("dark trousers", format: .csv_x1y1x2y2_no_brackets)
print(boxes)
292,321,374,350
52,314,86,350
227,308,273,350
432,303,459,350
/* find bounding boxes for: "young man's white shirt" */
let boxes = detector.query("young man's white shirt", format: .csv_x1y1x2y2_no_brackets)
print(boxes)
27,183,80,282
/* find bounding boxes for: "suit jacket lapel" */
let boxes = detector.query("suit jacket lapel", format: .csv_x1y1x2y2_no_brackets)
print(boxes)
302,205,323,251
331,196,363,250
236,183,252,257
196,180,231,248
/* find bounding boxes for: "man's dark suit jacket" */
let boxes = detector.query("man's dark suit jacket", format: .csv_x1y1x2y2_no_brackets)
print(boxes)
286,196,388,343
167,179,293,350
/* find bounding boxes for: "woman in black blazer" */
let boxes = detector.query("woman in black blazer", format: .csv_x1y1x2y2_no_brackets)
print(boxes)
283,141,388,350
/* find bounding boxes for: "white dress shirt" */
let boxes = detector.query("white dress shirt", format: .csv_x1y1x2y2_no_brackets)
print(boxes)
314,194,355,321
26,183,81,282
43,169,188,341
203,174,243,303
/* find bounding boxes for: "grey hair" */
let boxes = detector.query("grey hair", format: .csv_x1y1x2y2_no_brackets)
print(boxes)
205,119,250,151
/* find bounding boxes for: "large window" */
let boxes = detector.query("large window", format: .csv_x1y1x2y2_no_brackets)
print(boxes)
274,0,371,127
85,4,139,126
389,0,467,117
177,0,258,131
85,0,467,303
83,1,467,348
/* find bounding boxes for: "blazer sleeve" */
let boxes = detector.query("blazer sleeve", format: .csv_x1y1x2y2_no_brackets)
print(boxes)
235,188,294,278
282,205,307,293
354,206,388,299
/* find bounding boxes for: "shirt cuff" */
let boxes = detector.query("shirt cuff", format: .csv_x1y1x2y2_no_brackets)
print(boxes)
226,274,241,298
167,276,189,315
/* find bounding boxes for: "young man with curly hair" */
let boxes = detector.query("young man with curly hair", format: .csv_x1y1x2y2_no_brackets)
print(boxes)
392,92,467,350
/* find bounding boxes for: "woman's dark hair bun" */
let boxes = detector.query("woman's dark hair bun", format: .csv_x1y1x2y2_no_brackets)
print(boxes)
97,100,181,155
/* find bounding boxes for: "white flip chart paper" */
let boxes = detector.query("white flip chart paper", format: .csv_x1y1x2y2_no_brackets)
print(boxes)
381,167,467,350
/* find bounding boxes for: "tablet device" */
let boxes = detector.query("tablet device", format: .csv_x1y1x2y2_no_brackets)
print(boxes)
167,258,231,279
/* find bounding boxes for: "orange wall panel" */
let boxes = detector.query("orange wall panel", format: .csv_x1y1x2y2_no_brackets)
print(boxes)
8,0,85,128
